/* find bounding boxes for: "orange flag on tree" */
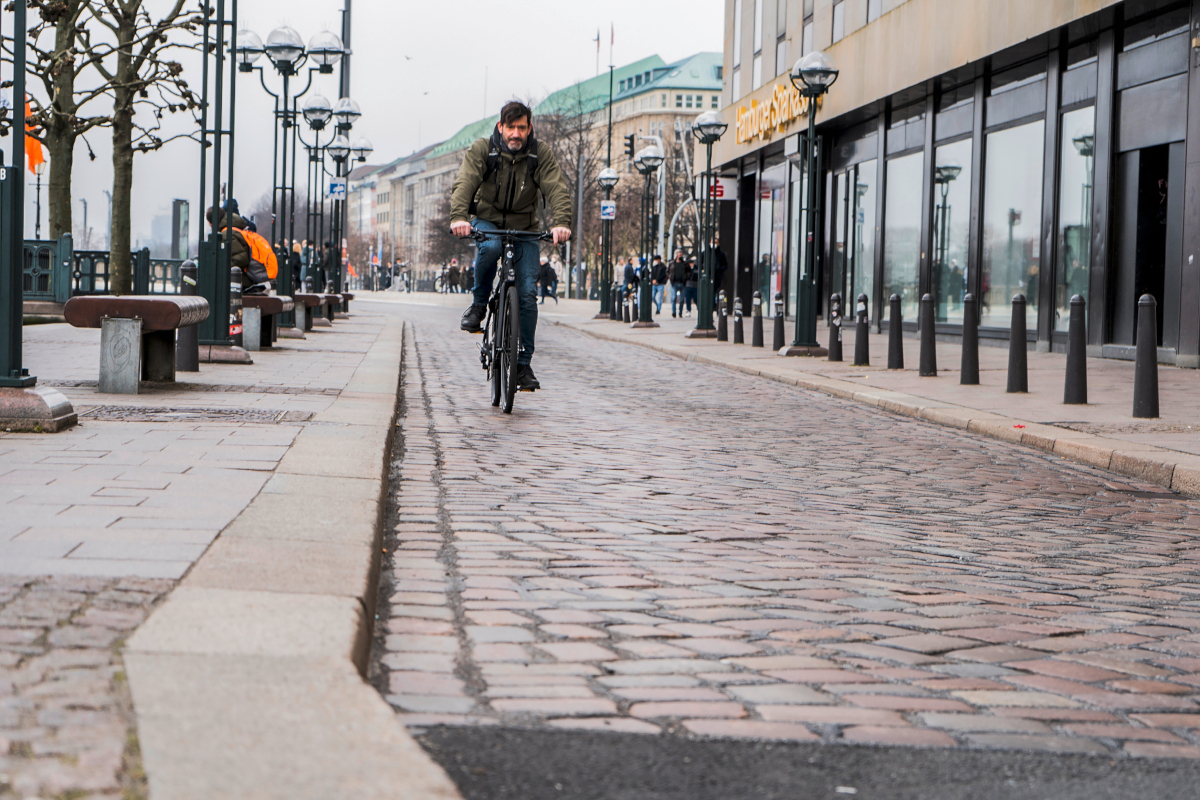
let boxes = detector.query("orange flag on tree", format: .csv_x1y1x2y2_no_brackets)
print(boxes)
24,98,44,174
347,262,358,277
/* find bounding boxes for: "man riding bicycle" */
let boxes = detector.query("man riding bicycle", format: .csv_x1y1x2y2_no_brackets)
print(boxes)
450,101,573,391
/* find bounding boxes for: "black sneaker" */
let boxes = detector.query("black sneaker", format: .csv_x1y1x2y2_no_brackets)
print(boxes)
461,304,486,333
516,364,540,391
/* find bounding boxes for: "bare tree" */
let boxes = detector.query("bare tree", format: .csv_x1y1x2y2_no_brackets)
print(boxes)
87,0,201,294
11,0,112,239
425,194,474,266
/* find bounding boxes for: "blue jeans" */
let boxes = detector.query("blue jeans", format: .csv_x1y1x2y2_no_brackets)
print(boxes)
652,284,665,313
684,286,697,312
670,284,684,315
471,219,539,365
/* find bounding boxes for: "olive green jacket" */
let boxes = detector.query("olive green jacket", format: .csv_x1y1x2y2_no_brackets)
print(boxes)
449,135,573,233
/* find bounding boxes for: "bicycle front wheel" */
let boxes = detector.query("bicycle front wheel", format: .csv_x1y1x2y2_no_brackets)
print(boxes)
502,285,520,414
489,305,502,407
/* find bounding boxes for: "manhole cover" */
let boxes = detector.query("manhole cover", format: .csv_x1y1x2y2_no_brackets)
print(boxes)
78,406,312,424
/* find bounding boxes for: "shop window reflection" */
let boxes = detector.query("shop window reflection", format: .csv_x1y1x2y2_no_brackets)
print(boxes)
757,164,788,306
1055,107,1094,332
852,162,877,321
933,139,972,323
981,121,1044,329
884,152,923,323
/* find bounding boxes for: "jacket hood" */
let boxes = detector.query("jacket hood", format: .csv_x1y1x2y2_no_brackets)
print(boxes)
206,207,248,230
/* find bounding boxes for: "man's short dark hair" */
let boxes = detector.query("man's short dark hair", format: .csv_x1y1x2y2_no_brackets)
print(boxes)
500,101,532,126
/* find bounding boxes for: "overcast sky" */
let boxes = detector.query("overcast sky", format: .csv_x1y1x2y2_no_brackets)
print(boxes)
15,0,723,246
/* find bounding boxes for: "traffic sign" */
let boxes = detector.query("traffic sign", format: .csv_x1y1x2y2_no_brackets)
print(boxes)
327,179,347,200
600,200,616,220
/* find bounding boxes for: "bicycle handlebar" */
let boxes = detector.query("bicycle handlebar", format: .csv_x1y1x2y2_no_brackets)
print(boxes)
470,227,553,242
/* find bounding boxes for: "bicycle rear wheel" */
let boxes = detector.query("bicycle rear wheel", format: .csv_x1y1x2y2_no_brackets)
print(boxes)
502,285,520,414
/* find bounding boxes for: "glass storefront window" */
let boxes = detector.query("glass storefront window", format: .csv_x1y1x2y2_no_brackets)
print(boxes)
833,172,848,310
982,121,1044,329
1055,107,1095,332
853,160,877,319
932,138,972,323
757,164,787,305
788,164,806,316
884,152,923,323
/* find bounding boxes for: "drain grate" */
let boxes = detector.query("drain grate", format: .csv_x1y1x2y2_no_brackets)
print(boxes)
78,406,313,424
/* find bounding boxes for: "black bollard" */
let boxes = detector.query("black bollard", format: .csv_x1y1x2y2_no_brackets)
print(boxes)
1063,294,1088,405
623,287,632,323
887,294,904,370
853,293,870,366
733,298,744,344
1133,294,1160,418
828,293,843,362
751,292,764,347
176,261,199,372
772,291,785,351
717,290,728,342
229,267,244,349
610,283,620,321
961,293,979,385
918,293,937,377
1006,294,1028,393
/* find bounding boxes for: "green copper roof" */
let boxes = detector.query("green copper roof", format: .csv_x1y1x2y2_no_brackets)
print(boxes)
430,114,500,158
534,55,665,117
614,52,723,101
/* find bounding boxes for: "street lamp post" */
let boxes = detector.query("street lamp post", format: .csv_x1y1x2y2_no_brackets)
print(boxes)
689,111,729,337
596,167,620,319
786,51,839,356
33,161,47,240
633,146,663,328
330,96,362,293
237,25,346,315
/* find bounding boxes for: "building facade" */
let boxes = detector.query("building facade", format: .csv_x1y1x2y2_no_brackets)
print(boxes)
714,0,1200,366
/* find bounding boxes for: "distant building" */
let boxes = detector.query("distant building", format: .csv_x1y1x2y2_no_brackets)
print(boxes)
350,52,722,270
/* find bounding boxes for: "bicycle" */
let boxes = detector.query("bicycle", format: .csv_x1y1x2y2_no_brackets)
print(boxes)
471,227,552,414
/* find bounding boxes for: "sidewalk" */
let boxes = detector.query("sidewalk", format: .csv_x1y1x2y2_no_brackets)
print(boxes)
1,308,458,800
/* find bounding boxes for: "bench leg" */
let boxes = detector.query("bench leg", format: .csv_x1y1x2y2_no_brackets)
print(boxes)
326,302,336,322
243,307,262,352
270,314,278,344
143,329,176,382
100,318,142,394
304,306,313,331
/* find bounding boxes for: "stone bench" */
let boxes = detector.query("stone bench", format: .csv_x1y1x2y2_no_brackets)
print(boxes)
321,293,342,324
63,295,210,393
292,293,324,331
341,292,354,314
242,295,295,351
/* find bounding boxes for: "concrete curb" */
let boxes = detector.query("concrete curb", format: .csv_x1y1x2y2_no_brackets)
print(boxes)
124,316,461,799
553,320,1200,498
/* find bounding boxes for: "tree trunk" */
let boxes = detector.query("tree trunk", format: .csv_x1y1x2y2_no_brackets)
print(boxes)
109,45,135,295
44,0,86,239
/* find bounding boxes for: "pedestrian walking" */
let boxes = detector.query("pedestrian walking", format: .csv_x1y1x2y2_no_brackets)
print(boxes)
448,261,461,294
669,249,687,318
320,241,335,292
684,256,698,316
289,242,302,291
538,257,557,304
650,254,667,315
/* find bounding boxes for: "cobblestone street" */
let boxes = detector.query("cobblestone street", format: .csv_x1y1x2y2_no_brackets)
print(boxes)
377,302,1200,787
